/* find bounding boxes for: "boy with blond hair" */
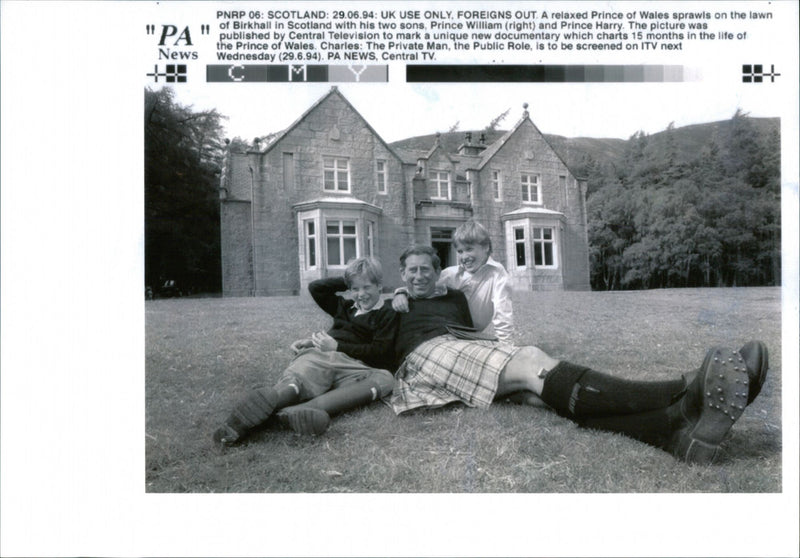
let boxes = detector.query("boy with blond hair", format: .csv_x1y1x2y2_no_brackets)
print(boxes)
213,257,396,445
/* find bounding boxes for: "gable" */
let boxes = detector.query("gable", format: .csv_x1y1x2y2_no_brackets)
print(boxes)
479,118,576,178
262,87,404,166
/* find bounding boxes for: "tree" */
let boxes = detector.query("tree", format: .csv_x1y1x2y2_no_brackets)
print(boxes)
485,108,510,131
586,113,780,289
145,87,226,294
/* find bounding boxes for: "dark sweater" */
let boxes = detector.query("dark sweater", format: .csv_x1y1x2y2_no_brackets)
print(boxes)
393,288,474,368
308,277,397,370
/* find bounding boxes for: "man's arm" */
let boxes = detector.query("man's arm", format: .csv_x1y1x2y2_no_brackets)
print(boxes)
308,277,348,318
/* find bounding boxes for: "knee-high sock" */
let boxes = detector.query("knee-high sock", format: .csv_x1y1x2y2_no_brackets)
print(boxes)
296,377,388,417
580,401,683,449
226,384,299,431
540,361,687,419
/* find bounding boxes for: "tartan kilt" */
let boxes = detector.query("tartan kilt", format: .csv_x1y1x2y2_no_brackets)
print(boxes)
391,334,520,414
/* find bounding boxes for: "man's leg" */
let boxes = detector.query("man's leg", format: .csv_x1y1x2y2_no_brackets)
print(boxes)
499,341,768,463
583,343,768,463
496,346,558,397
277,369,394,435
499,345,689,418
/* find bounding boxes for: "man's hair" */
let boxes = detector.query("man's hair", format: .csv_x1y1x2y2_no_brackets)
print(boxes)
453,220,492,254
399,245,441,272
344,257,383,288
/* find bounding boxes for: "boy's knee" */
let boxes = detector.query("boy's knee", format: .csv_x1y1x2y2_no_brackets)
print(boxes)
371,369,395,397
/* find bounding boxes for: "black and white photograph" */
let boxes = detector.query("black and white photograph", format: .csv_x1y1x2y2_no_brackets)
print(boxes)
2,0,799,556
146,83,782,494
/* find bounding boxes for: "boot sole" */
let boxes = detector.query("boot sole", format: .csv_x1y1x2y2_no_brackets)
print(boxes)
741,341,769,405
680,347,749,464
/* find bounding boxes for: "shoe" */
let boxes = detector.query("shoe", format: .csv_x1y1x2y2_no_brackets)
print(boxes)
277,406,331,436
669,347,750,464
738,341,769,404
212,387,280,447
213,423,243,447
680,341,769,406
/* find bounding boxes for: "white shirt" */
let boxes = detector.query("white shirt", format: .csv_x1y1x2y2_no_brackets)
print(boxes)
438,257,514,341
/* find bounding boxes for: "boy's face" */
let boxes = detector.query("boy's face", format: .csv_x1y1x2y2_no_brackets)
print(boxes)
401,253,441,298
349,276,382,310
455,242,490,273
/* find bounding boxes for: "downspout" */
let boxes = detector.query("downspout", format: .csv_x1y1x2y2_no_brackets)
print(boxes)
249,165,258,296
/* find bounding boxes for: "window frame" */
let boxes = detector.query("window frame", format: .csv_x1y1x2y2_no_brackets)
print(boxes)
521,173,541,205
304,219,317,269
513,226,527,269
429,170,451,200
323,157,351,193
491,169,502,201
325,219,359,268
532,226,557,268
376,160,387,194
366,220,375,257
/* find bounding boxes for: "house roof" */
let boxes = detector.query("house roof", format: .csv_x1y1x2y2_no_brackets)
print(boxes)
389,107,580,178
252,87,404,165
242,92,579,181
475,106,575,174
503,206,564,215
502,206,566,220
292,196,383,213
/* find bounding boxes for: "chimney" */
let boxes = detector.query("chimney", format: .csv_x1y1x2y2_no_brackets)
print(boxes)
458,131,488,156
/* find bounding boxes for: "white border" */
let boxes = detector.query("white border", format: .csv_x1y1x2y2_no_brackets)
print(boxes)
2,1,798,556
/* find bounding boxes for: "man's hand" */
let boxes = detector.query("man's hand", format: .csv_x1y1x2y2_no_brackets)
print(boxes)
392,293,410,313
311,331,338,352
290,338,313,353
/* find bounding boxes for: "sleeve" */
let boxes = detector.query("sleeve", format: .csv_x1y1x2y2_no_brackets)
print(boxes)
335,303,398,368
491,270,515,341
438,266,458,289
308,277,348,318
451,289,474,329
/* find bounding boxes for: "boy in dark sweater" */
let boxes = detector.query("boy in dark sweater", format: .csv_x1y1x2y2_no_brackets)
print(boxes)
213,257,396,445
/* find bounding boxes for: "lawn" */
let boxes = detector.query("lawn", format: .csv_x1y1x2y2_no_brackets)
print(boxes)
145,287,782,493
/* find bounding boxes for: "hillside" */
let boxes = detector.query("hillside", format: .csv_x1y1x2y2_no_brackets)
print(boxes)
389,117,780,175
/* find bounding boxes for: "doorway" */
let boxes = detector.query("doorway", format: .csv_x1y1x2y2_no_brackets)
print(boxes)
430,227,457,268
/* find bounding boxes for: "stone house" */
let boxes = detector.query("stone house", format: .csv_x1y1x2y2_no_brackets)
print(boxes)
219,87,591,295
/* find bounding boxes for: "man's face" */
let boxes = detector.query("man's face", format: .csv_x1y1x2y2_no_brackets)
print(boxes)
401,254,440,298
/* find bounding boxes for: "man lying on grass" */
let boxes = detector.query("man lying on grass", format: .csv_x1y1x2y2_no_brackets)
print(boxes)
389,245,768,465
213,256,396,445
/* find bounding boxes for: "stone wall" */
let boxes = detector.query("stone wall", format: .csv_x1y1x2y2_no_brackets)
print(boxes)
250,90,412,294
220,90,591,296
220,200,253,296
471,120,591,291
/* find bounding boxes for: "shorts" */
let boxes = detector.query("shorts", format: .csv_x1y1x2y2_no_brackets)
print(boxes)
391,334,520,414
276,347,393,400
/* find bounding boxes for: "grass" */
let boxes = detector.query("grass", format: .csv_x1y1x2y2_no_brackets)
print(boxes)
146,287,782,493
